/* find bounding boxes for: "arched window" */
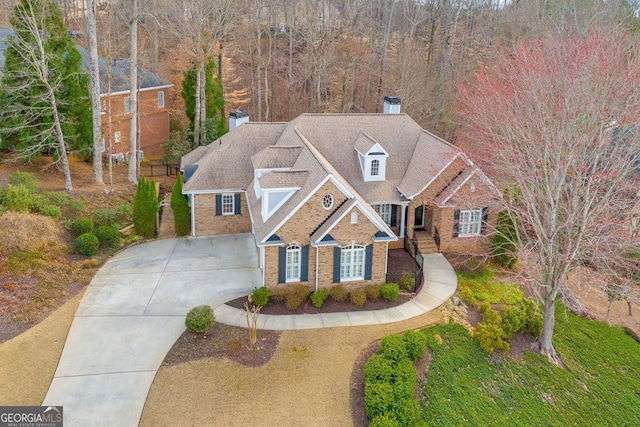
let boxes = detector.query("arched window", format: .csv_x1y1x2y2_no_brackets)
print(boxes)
340,244,365,280
286,245,301,282
370,159,380,176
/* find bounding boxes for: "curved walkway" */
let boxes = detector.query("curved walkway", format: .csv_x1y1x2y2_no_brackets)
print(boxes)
215,253,457,330
42,236,456,427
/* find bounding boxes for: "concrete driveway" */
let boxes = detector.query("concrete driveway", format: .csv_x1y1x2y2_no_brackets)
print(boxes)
43,234,260,427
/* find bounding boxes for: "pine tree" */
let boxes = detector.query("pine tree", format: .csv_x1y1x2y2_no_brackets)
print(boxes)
171,174,190,236
181,59,226,147
0,0,92,160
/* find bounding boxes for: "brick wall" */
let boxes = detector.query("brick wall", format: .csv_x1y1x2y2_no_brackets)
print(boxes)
101,88,171,159
193,193,251,235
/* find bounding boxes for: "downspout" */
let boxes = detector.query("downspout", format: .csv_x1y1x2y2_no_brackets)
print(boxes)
261,246,265,287
385,242,389,275
315,246,319,292
190,194,196,237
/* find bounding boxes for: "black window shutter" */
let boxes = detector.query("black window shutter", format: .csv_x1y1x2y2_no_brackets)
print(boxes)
364,244,373,280
333,246,342,283
278,247,286,283
215,195,222,216
390,205,397,227
234,193,241,215
300,245,309,282
453,209,460,238
481,206,489,234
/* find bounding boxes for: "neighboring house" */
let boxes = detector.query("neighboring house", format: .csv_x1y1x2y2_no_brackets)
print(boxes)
0,28,172,158
77,48,173,159
181,98,501,290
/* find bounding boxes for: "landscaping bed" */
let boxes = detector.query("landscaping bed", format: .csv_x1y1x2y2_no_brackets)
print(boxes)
162,322,280,368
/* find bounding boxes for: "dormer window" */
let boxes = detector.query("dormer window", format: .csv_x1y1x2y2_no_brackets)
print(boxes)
370,159,380,176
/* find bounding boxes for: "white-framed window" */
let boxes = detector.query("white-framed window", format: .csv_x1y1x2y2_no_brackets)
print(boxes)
370,159,380,176
286,245,301,282
157,91,165,108
124,97,131,113
373,204,391,225
114,131,121,143
222,193,235,215
340,244,365,281
351,211,358,224
459,209,482,237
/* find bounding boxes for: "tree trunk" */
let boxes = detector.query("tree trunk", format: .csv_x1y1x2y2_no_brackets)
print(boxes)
128,2,138,184
199,62,206,143
193,61,202,147
49,90,72,191
540,293,561,365
86,0,103,184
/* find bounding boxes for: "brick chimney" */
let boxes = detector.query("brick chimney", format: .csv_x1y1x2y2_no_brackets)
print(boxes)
229,110,249,131
383,96,401,114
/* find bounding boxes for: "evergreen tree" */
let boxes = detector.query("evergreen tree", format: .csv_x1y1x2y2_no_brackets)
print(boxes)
133,177,158,238
0,0,92,158
181,59,226,147
171,174,190,236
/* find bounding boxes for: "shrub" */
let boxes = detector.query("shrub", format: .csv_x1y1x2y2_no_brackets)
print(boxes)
479,302,502,325
500,305,525,339
44,191,69,206
310,289,328,308
380,334,407,362
381,283,399,301
0,212,62,253
67,199,84,215
70,218,94,238
364,354,395,384
171,174,190,236
475,321,510,354
394,399,424,427
38,204,61,219
8,171,37,192
459,286,477,307
270,288,287,303
3,184,33,213
92,209,118,228
491,211,519,269
365,284,381,300
133,176,158,238
364,382,395,418
328,284,348,302
95,225,118,248
185,305,214,333
251,287,269,306
369,415,400,427
350,288,367,307
521,297,543,336
399,271,416,292
403,330,428,362
75,232,99,256
285,285,311,311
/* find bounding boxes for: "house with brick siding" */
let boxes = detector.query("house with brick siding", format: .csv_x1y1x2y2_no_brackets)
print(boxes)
77,47,172,158
181,98,500,290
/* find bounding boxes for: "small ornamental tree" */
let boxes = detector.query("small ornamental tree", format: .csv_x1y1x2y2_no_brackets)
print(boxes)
133,177,158,238
171,174,190,236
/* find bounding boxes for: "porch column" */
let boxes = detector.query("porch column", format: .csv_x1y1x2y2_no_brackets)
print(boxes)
400,204,407,238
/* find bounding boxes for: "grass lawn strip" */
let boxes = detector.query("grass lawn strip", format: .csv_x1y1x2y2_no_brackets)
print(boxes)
140,310,442,426
421,307,640,426
0,290,84,405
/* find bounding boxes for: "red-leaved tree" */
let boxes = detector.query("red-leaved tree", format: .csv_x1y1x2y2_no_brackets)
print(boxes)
457,30,640,364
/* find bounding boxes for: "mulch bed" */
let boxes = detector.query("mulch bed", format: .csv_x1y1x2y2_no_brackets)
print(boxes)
226,292,416,315
161,322,281,368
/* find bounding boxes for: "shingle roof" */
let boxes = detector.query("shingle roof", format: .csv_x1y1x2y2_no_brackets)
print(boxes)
259,170,309,189
398,131,463,199
433,167,475,207
183,123,287,192
353,132,380,155
251,145,302,169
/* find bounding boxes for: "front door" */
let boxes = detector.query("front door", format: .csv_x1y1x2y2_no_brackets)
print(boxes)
414,206,424,228
424,207,433,233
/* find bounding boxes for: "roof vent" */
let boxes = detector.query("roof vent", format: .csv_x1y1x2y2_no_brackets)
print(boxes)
229,110,249,131
383,96,401,114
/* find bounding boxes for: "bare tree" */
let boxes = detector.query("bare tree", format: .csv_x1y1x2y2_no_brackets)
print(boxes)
458,30,640,364
128,0,138,183
86,0,104,184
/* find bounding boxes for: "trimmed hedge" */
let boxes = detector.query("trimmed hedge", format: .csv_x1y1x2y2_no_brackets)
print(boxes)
171,174,190,236
185,305,214,333
251,287,269,306
350,289,367,307
365,284,381,300
328,284,348,302
285,285,311,311
70,218,94,238
310,289,328,308
381,283,399,301
95,225,118,248
75,232,99,256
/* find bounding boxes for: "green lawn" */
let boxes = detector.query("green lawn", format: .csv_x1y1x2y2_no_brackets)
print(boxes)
457,267,523,304
421,308,640,426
